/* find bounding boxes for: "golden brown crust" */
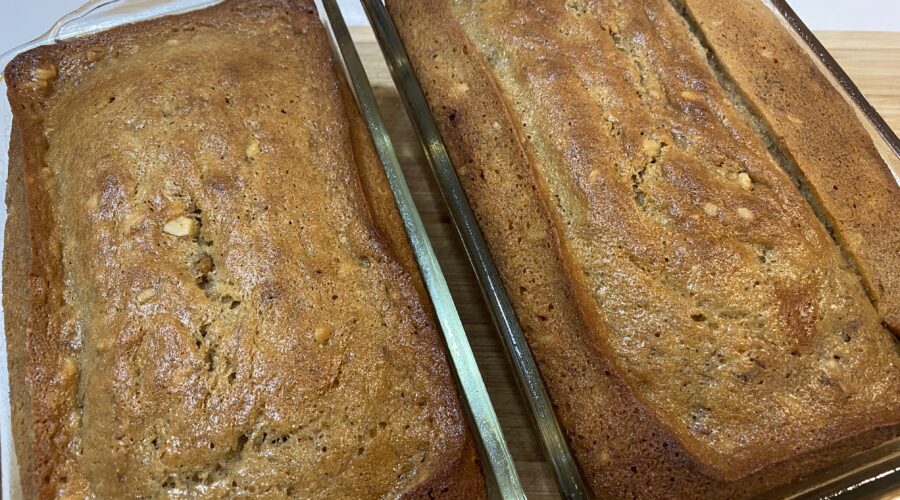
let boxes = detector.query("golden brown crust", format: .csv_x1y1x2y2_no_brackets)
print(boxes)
4,119,36,500
337,65,486,500
3,0,483,497
681,0,900,336
5,51,76,499
339,74,429,301
388,0,900,495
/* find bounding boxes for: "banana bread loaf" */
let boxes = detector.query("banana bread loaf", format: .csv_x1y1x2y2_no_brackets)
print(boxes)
3,0,484,497
387,0,900,496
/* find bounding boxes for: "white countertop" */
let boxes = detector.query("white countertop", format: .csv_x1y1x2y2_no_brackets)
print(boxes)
1,0,899,56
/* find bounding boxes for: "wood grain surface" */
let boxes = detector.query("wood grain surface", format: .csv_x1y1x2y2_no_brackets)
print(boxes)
348,27,900,499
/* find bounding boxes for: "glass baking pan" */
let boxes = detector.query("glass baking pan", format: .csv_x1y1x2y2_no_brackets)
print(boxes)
0,1,523,498
358,0,900,498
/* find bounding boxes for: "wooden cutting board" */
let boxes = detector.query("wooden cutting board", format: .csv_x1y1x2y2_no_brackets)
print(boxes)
349,27,900,499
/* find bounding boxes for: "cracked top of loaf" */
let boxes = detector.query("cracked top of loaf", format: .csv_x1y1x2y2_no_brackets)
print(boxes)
3,0,484,497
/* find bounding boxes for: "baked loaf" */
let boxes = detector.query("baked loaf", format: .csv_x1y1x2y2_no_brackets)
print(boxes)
3,0,484,497
388,0,900,497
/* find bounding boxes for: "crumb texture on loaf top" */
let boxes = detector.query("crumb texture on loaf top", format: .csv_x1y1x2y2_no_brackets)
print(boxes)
680,0,900,336
3,0,480,497
426,0,900,480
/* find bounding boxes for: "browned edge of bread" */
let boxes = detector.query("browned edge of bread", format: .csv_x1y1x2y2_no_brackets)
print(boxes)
337,68,486,499
5,45,64,498
4,117,37,500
